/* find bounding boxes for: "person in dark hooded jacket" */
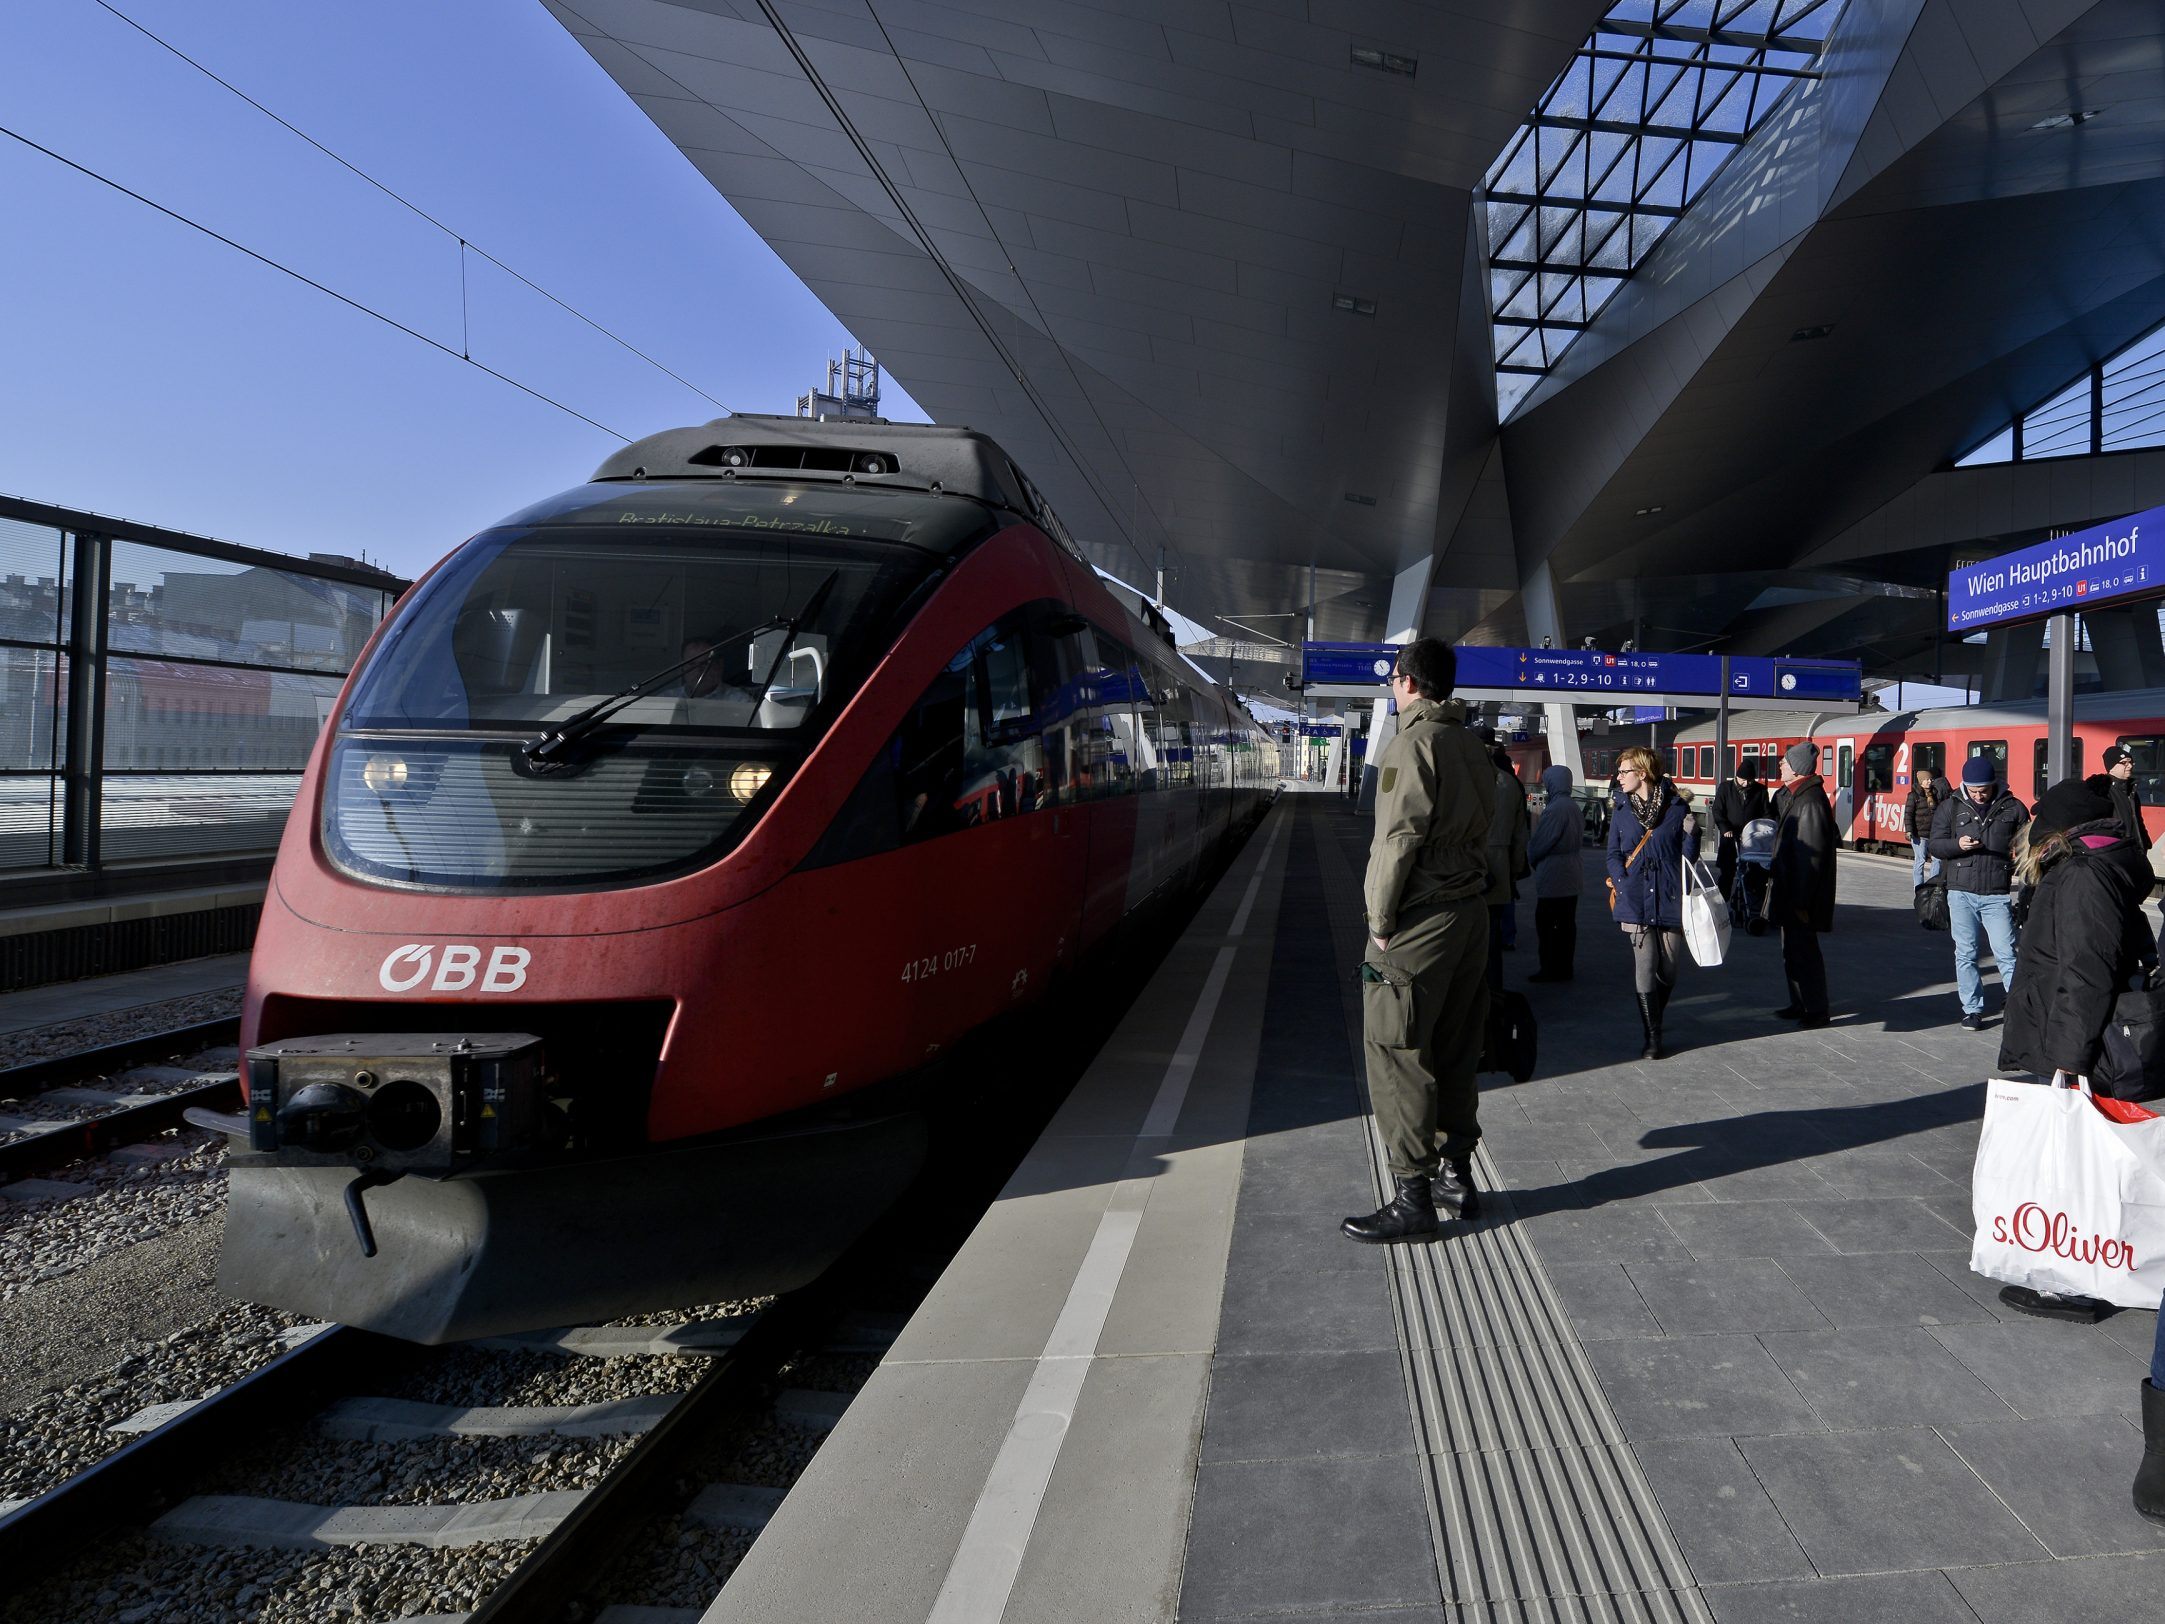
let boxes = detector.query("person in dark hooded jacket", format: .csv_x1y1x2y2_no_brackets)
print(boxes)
1711,757,1769,898
1994,777,2157,1332
1769,741,1836,1026
1997,777,2156,1081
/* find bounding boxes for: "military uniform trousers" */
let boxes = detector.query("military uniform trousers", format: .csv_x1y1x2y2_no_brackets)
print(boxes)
1362,895,1489,1180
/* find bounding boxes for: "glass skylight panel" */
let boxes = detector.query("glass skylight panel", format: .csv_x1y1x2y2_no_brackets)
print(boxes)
1483,0,1844,417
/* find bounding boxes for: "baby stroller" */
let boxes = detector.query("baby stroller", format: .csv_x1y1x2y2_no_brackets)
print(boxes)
1732,816,1777,935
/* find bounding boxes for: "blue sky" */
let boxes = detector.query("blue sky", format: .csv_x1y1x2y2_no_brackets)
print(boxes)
0,0,923,581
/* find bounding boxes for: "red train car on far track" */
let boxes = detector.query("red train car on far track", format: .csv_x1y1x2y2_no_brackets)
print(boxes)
1638,697,2165,871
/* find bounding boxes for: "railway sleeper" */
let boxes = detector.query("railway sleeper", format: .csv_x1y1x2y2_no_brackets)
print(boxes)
148,1488,589,1550
313,1394,678,1443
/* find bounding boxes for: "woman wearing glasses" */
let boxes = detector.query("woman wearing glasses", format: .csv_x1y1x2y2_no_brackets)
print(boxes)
1606,746,1693,1059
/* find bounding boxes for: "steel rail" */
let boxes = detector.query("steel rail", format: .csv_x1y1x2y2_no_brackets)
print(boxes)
467,1287,841,1624
0,1017,244,1181
0,1015,239,1094
0,1324,396,1584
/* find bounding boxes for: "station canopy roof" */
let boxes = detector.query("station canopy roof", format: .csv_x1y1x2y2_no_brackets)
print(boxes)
547,0,2165,689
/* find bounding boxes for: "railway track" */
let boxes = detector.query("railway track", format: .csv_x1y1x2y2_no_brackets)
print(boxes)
0,1262,910,1622
1,829,1256,1622
0,1017,242,1183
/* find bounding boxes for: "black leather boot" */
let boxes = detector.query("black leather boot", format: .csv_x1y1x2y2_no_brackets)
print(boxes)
1436,1156,1482,1222
1652,982,1672,1047
1637,993,1663,1060
2139,1380,2165,1523
1342,1175,1439,1243
1773,980,1805,1020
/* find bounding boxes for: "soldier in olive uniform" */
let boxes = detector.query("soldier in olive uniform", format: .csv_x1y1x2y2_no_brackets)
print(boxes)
1343,638,1497,1244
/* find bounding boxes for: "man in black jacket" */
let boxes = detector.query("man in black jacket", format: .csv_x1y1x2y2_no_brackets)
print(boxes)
2104,746,2154,858
1711,757,1769,898
1928,754,2028,1029
1770,742,1835,1027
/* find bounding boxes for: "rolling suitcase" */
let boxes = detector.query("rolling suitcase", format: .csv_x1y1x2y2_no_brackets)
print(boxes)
1481,988,1538,1082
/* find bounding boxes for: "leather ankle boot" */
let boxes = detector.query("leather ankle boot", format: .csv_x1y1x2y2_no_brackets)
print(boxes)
1437,1156,1481,1222
1342,1175,1439,1243
2137,1380,2165,1522
1774,980,1805,1020
1637,993,1663,1060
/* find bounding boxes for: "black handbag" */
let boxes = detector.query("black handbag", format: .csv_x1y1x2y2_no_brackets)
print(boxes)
2095,979,2165,1103
1913,877,1949,932
2095,911,2165,1101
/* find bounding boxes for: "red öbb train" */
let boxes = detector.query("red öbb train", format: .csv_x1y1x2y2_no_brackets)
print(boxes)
218,417,1272,1342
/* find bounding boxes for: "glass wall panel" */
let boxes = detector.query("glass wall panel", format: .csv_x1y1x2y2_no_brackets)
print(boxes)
2021,374,2091,458
2102,326,2165,453
107,540,387,673
102,658,341,772
0,774,61,870
100,772,303,862
0,647,67,772
1954,424,2014,467
0,518,68,645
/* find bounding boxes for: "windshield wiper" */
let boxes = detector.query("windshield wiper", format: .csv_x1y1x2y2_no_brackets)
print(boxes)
520,570,845,766
520,618,782,768
743,570,841,712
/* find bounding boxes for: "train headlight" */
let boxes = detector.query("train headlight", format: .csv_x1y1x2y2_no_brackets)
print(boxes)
361,754,410,796
728,762,773,804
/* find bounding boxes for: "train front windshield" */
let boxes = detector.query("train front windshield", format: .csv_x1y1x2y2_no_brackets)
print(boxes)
325,484,970,889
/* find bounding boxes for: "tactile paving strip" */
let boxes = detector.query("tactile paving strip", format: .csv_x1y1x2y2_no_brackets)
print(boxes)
1308,811,1708,1623
1365,1142,1710,1624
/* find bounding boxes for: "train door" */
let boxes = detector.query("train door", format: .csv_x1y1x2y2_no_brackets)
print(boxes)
1831,736,1855,840
1032,605,1093,973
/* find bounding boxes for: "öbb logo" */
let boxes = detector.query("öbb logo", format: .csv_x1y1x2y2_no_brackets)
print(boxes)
378,943,532,994
1990,1200,2137,1271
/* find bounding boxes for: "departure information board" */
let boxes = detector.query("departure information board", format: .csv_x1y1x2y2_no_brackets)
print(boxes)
1303,643,1861,703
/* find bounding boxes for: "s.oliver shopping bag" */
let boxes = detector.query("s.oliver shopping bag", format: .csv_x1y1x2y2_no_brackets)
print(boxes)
1681,855,1730,968
1970,1075,2165,1309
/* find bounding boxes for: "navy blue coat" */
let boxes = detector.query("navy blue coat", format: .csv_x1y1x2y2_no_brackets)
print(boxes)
1606,789,1691,928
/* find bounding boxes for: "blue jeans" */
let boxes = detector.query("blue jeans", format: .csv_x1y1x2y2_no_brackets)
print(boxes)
1947,889,2017,1015
1911,838,1939,888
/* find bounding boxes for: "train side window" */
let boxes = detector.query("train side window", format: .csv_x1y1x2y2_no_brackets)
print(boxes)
1912,741,1945,784
2030,735,2083,799
2120,736,2165,803
1835,742,1853,790
1861,742,1893,793
1968,739,2008,781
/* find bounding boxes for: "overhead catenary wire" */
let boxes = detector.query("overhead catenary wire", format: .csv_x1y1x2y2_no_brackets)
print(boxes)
84,0,741,418
0,120,632,442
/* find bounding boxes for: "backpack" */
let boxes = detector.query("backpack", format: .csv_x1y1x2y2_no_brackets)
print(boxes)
1480,988,1538,1083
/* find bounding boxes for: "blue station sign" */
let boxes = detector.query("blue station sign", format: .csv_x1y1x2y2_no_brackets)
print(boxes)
1457,646,1861,703
1301,642,1401,685
1303,641,1860,704
1947,505,2165,633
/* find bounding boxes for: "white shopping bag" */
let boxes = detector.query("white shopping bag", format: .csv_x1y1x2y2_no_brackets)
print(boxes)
1681,855,1730,968
1970,1075,2165,1309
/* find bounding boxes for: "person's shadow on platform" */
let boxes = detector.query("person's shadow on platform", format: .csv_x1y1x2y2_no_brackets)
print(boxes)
1503,1081,1986,1219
